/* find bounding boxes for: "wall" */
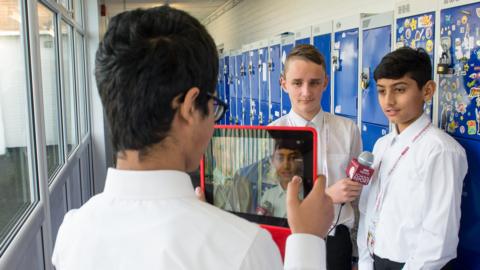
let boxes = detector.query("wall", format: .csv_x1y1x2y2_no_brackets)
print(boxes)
206,0,396,51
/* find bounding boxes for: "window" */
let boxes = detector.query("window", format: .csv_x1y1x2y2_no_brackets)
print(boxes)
38,3,63,178
73,0,83,26
75,31,88,138
0,0,36,252
60,20,78,155
58,0,69,10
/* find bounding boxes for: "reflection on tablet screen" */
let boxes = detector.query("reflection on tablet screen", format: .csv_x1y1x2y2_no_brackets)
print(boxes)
202,126,316,228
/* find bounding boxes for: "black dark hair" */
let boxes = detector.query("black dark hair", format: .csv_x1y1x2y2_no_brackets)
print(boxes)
374,47,432,88
273,138,311,155
95,6,218,154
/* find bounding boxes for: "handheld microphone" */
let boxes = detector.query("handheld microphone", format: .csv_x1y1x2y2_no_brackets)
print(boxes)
256,201,273,216
346,151,375,185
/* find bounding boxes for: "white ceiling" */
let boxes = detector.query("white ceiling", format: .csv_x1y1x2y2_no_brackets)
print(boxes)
105,0,230,22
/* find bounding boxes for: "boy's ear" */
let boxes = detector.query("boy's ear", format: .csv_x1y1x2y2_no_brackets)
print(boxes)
280,75,288,92
176,87,200,124
422,80,436,102
322,74,329,90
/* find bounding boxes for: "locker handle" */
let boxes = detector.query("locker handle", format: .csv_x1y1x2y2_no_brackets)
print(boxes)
361,67,370,90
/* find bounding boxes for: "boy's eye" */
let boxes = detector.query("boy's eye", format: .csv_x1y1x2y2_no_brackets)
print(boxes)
377,88,385,95
395,87,406,93
292,81,302,86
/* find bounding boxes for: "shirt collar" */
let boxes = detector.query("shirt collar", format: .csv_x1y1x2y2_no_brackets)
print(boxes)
288,109,324,128
392,113,431,145
103,168,196,199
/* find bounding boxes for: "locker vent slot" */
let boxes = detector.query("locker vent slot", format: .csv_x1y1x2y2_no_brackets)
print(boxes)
397,4,410,15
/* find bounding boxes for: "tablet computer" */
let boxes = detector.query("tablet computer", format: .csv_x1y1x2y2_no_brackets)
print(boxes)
200,125,317,255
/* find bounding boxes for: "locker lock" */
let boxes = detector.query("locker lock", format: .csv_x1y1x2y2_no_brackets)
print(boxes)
259,112,263,124
248,63,253,74
437,37,453,75
240,64,246,76
332,49,341,71
268,60,274,71
361,68,370,90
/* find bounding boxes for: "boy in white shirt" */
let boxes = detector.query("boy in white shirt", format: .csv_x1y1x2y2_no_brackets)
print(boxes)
270,44,363,270
259,138,307,218
357,47,468,270
51,6,335,270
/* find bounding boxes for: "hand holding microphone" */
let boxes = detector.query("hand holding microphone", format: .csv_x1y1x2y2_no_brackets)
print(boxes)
346,151,375,185
326,151,375,204
256,201,273,216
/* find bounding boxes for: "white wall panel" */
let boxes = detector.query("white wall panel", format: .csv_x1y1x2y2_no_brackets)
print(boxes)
206,0,396,51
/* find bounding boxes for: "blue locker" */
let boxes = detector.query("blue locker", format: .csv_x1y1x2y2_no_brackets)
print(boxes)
236,53,244,125
333,28,359,118
437,3,480,268
396,12,435,116
281,39,294,116
438,3,480,142
269,41,282,123
242,50,251,125
295,38,310,45
295,27,311,46
361,122,388,152
258,46,269,125
217,57,225,124
250,49,260,126
223,56,230,125
362,25,391,126
313,33,332,113
455,136,480,268
228,54,237,125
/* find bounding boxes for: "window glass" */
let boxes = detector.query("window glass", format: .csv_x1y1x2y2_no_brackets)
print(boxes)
60,21,77,155
0,0,35,252
38,3,63,179
58,0,69,10
75,31,87,137
73,0,82,26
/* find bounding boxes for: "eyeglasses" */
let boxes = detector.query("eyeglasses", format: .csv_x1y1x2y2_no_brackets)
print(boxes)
207,92,228,122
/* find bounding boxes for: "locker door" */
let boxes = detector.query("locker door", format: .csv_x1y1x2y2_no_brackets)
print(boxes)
438,3,480,142
269,43,282,123
223,57,230,125
281,42,294,115
455,137,480,267
313,33,332,113
250,49,260,125
242,51,251,125
228,55,236,125
258,47,269,125
361,122,388,152
217,57,225,124
362,25,390,126
236,54,244,125
295,37,310,45
437,4,480,267
333,28,359,118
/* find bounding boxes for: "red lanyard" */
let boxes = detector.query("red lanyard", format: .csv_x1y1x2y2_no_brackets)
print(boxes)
375,123,432,211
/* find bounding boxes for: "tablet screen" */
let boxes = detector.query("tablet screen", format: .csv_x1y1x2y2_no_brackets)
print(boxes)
201,126,317,228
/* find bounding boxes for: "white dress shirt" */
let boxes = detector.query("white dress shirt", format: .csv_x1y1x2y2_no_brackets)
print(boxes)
260,184,304,218
357,114,468,270
52,169,327,270
270,110,362,230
